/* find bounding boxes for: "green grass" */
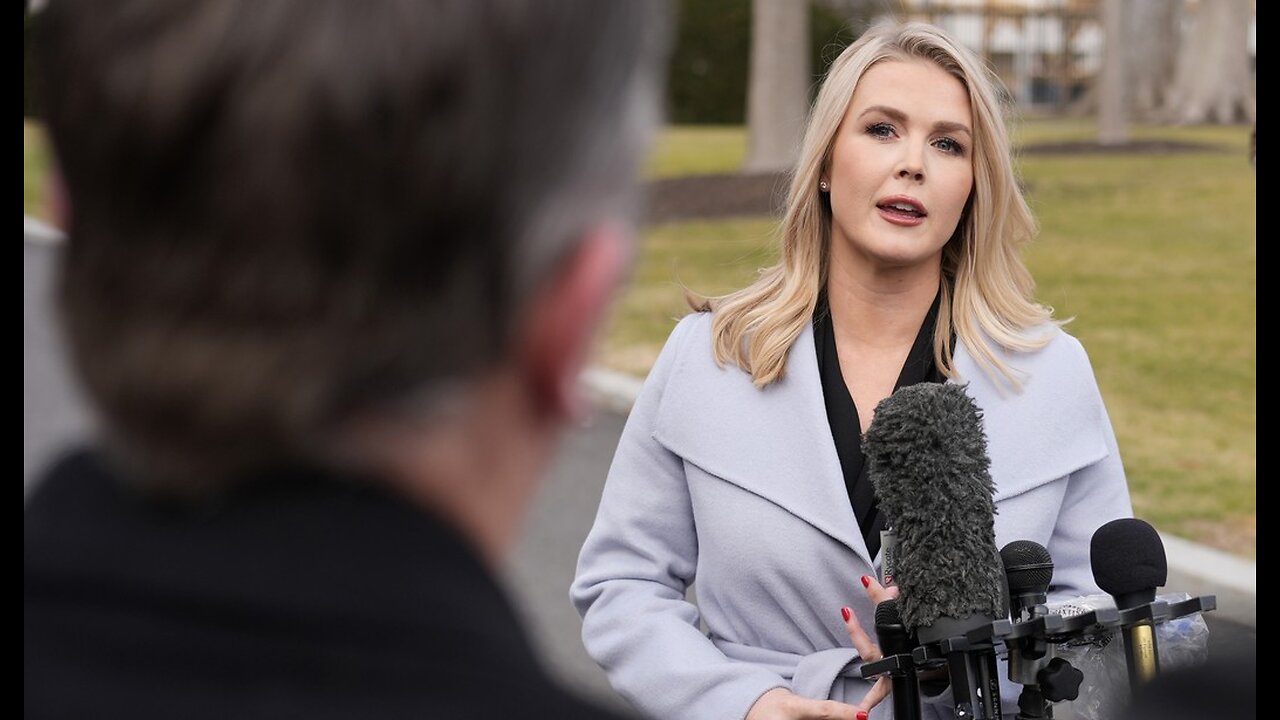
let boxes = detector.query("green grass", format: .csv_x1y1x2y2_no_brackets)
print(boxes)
24,120,53,221
607,120,1255,556
600,218,780,374
645,124,747,179
1019,137,1255,556
1011,116,1254,151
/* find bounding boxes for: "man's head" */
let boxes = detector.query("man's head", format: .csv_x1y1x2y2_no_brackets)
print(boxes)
38,1,666,502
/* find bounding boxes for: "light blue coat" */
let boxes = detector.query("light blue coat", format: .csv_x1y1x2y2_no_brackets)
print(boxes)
572,312,1133,720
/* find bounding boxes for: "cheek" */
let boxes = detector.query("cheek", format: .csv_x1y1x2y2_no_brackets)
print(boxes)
831,143,889,194
940,166,974,218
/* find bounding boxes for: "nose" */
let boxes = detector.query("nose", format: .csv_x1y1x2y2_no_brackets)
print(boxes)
896,143,926,182
896,165,924,182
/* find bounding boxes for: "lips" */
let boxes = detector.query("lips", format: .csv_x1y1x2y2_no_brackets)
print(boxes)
876,195,927,218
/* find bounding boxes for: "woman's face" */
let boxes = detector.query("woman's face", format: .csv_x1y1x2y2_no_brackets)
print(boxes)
823,58,974,275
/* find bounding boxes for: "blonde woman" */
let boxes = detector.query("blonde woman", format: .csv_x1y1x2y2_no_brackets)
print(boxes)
572,20,1132,720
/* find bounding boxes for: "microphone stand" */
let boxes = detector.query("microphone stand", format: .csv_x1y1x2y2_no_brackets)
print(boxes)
912,617,1005,720
923,595,1220,719
860,652,921,720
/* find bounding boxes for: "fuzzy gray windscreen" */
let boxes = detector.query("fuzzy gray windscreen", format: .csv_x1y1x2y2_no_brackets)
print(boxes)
863,382,1005,633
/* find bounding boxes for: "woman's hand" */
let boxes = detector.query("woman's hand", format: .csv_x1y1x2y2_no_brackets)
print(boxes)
743,576,901,720
834,575,898,714
744,687,873,720
843,575,900,675
855,575,949,691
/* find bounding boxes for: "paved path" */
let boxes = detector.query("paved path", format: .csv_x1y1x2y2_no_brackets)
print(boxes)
24,239,91,497
506,409,633,711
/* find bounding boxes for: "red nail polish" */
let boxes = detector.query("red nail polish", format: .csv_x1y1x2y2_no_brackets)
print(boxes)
861,575,871,588
841,606,852,622
857,712,868,720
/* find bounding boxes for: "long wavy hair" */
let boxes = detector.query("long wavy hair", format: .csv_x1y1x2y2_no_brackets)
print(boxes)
696,21,1056,391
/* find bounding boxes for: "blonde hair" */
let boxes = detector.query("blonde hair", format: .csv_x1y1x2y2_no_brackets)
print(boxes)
696,21,1055,391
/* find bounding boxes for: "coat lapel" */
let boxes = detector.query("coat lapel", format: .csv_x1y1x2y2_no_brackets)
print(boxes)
652,321,875,566
649,314,1110,568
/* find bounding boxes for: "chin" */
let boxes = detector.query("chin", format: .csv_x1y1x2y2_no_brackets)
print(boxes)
865,246,946,272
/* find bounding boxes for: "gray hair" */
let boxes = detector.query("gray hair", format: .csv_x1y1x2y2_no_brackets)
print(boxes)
38,0,668,490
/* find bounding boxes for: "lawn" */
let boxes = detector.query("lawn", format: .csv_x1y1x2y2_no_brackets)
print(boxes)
609,120,1255,557
24,118,1255,556
24,120,53,221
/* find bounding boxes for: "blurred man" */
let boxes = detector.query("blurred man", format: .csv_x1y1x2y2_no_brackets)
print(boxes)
24,2,666,718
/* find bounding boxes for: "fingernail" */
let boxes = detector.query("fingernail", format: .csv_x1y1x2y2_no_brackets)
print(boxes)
841,606,852,622
857,712,868,720
860,575,871,588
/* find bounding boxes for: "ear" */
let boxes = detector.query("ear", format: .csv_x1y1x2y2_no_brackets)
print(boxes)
50,159,72,232
517,223,631,423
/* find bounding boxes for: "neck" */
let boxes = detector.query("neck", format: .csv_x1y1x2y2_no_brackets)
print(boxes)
341,370,553,571
825,253,941,350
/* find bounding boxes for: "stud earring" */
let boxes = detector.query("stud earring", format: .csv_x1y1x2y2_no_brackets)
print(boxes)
819,181,829,192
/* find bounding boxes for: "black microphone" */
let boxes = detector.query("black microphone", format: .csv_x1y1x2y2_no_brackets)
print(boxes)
1091,518,1167,688
1001,541,1053,622
874,598,921,720
1001,540,1082,719
865,383,1007,720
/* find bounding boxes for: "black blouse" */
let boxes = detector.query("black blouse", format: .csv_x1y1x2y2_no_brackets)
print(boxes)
812,293,947,560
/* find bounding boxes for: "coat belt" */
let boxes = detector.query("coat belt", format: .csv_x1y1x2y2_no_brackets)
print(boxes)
712,637,870,702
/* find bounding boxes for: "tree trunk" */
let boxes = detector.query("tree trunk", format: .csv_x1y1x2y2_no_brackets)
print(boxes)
1161,0,1255,124
1098,0,1129,144
743,0,810,172
1126,0,1180,120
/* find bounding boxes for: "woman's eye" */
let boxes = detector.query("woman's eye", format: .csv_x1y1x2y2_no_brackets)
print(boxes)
933,137,965,155
866,122,895,139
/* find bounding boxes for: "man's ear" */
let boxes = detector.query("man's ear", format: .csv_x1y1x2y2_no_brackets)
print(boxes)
517,223,630,422
50,160,72,232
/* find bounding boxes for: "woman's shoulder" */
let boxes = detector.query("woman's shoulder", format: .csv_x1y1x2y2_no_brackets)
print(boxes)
960,321,1098,389
626,311,760,451
653,310,719,371
955,321,1109,433
1018,322,1094,374
960,321,1109,429
634,311,716,396
960,323,1116,498
669,309,715,341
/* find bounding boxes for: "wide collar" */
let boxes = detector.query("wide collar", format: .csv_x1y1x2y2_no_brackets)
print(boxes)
652,316,1110,567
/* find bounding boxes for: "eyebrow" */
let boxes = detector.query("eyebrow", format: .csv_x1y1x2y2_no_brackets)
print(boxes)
858,105,972,137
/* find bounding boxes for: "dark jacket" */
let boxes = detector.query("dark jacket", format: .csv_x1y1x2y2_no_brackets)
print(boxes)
25,448,631,720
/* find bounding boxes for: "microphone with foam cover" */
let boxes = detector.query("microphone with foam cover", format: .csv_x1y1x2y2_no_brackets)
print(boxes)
1091,518,1167,688
864,382,1007,719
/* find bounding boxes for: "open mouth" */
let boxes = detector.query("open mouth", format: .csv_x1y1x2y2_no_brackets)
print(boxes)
876,199,927,220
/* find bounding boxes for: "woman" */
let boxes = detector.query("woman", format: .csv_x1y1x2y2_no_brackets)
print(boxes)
571,20,1133,720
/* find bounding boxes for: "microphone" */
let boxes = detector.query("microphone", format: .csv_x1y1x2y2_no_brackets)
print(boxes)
1001,540,1053,623
1091,518,1167,688
873,598,921,720
864,383,1007,720
1002,541,1054,698
1001,540,1082,719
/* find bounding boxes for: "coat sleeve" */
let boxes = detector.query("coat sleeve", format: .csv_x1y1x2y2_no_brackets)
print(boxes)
571,315,789,720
